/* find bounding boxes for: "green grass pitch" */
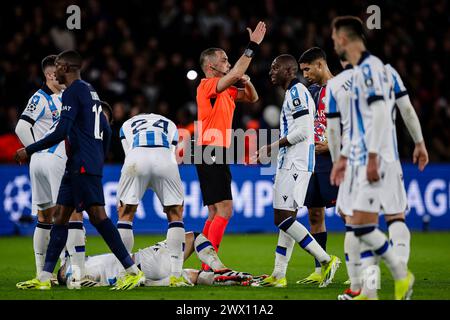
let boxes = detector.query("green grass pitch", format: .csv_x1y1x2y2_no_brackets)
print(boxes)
1,232,449,300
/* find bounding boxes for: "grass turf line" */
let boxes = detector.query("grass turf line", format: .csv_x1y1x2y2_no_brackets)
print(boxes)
0,232,449,300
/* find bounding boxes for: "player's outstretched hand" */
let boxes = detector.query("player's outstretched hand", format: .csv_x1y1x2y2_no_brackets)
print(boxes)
247,21,266,44
413,141,429,171
367,153,380,183
14,148,28,165
330,156,347,186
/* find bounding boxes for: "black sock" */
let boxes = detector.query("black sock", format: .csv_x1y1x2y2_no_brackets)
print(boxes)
312,232,328,268
43,224,68,273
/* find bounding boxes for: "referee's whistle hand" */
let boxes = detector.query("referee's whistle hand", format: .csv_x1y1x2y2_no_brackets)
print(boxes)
247,21,267,44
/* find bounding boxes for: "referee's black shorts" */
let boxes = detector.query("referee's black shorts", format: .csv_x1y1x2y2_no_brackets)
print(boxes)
195,146,232,206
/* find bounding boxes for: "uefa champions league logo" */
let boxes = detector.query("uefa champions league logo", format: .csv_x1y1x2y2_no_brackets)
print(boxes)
3,175,32,222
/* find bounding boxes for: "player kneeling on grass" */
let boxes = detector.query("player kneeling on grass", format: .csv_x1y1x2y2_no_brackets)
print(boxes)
56,232,252,288
251,54,340,288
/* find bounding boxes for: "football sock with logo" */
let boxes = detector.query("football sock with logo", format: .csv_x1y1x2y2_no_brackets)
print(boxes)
67,221,86,279
354,225,406,280
272,230,295,279
167,221,185,277
279,217,330,264
201,220,213,270
387,219,410,265
117,221,134,253
194,233,226,271
33,222,52,276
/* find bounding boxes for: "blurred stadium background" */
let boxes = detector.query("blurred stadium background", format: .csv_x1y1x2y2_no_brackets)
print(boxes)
0,0,449,236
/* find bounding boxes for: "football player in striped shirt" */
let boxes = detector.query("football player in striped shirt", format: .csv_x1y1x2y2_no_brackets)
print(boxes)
252,55,340,288
117,113,189,287
15,55,84,280
330,16,416,300
327,58,429,299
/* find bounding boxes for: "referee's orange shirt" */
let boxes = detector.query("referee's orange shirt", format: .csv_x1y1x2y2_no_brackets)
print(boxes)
196,77,238,148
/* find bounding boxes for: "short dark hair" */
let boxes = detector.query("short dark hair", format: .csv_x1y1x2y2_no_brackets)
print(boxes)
100,100,113,125
275,54,299,73
41,54,57,73
332,16,367,42
298,47,327,64
56,265,66,286
199,48,223,72
57,50,82,70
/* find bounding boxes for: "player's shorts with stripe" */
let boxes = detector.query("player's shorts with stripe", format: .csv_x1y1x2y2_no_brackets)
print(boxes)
117,147,184,207
350,159,407,215
29,152,65,213
57,171,105,212
273,164,312,211
195,146,232,206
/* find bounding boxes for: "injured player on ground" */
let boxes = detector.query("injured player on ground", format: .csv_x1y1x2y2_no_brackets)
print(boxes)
56,232,252,287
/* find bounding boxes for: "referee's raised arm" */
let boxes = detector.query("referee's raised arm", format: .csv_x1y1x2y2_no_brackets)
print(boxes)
195,21,266,269
215,21,266,93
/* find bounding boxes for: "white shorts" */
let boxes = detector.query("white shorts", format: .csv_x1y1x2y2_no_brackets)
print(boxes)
336,165,352,216
273,165,312,211
350,159,407,215
117,147,184,207
29,152,65,213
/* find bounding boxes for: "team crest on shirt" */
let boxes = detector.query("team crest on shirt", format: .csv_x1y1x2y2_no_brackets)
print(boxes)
51,109,60,122
293,98,301,106
26,95,40,113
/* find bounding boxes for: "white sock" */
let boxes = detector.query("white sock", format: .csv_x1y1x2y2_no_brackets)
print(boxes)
197,270,215,285
344,229,362,292
280,217,330,264
194,233,226,271
359,241,379,298
33,222,52,276
355,226,407,280
59,246,69,267
167,222,185,277
388,220,411,265
272,230,295,279
67,221,86,279
361,264,381,299
38,271,53,282
117,221,134,253
125,264,140,275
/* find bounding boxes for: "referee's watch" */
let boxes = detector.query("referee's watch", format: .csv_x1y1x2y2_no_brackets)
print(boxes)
244,41,259,58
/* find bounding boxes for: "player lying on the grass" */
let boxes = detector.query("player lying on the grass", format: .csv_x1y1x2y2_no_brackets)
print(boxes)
56,232,252,288
251,54,341,288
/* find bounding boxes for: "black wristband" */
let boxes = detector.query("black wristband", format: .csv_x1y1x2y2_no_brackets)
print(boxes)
244,41,259,58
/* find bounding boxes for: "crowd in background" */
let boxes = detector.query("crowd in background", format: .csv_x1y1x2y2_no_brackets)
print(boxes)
1,0,449,163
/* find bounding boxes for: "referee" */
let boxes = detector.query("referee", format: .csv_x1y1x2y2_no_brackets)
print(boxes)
195,21,266,270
